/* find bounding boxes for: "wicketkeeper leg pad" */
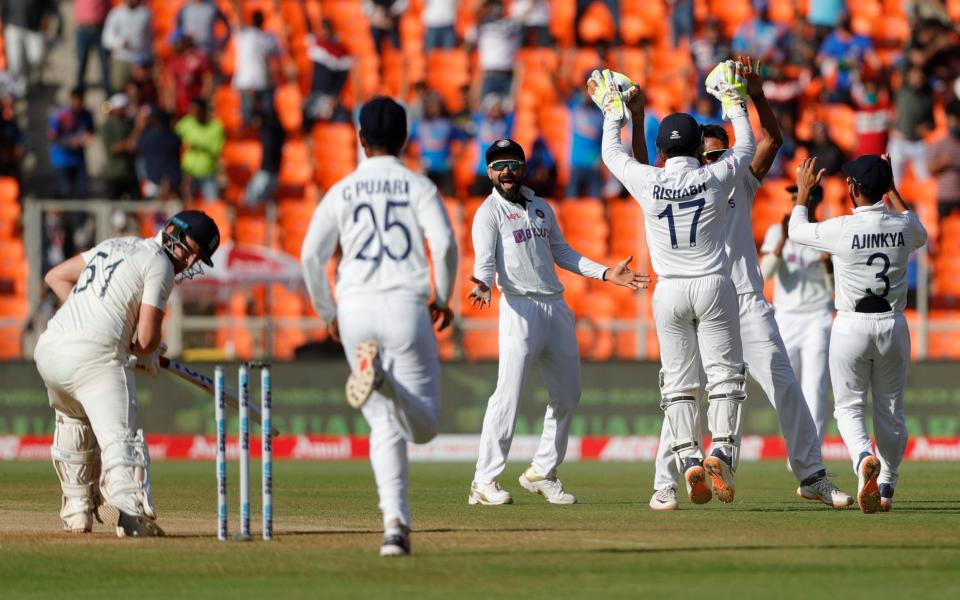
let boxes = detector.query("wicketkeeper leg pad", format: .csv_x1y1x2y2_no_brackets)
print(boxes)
51,412,102,532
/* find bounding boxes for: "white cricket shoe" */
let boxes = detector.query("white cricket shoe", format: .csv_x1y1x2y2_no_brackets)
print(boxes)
649,486,679,511
857,455,882,514
703,454,736,503
468,480,513,505
345,340,383,409
518,466,577,504
380,519,411,557
98,504,165,538
796,476,854,508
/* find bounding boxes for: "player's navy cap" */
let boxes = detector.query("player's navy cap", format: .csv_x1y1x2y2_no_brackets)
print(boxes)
786,183,824,201
486,138,525,165
842,155,893,201
359,96,407,151
167,210,221,267
656,113,702,155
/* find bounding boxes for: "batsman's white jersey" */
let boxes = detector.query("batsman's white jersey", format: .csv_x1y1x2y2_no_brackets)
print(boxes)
472,185,607,483
652,167,831,491
300,154,458,529
603,113,754,468
761,223,834,440
34,235,174,529
789,200,927,487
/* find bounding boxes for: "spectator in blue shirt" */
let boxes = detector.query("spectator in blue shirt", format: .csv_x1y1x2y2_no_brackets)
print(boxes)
526,136,557,198
469,94,514,196
566,88,604,198
410,92,465,196
691,95,723,126
817,14,879,104
732,6,788,65
135,108,182,199
47,87,94,199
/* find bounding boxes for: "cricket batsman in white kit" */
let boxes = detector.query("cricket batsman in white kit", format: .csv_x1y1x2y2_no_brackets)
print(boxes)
467,138,648,506
789,154,927,513
646,58,850,510
34,209,221,537
599,63,754,506
760,184,834,443
300,96,458,555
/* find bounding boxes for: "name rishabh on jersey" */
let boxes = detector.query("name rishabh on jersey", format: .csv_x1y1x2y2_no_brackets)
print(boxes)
788,201,927,313
44,235,175,351
300,155,458,323
600,116,756,279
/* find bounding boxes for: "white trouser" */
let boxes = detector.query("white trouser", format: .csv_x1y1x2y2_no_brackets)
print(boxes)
337,292,441,530
887,136,930,182
3,24,45,88
474,294,581,483
653,292,827,490
830,311,910,488
653,275,746,467
776,309,833,442
34,332,147,519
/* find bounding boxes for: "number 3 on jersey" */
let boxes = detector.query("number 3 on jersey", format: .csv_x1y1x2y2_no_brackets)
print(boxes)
354,200,412,261
657,198,705,249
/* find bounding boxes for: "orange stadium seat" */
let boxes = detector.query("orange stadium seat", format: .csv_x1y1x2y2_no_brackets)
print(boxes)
0,177,19,204
549,0,577,47
275,83,304,132
0,201,21,239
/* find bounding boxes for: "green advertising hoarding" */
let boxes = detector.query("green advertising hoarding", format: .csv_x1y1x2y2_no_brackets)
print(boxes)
1,361,958,437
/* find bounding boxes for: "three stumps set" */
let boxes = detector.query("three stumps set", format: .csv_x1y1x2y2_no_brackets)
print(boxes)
214,363,273,541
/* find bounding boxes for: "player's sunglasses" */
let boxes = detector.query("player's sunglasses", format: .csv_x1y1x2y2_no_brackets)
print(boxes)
702,149,728,163
488,159,524,172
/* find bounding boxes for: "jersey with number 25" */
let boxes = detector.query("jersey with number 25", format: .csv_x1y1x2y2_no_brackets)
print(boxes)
45,236,174,350
788,201,927,313
300,155,458,323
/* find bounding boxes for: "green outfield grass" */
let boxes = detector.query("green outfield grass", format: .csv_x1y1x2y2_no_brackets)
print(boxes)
1,460,958,599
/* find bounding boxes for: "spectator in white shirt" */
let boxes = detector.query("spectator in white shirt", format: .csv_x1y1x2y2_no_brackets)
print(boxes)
232,10,281,126
171,0,231,58
102,0,153,93
510,0,551,47
470,1,522,101
422,0,457,51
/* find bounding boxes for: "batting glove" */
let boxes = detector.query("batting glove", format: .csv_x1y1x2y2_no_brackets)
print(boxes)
705,60,748,120
136,342,167,378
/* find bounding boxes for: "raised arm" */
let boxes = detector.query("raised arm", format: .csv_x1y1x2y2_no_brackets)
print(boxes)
625,88,649,165
788,157,842,254
739,56,782,181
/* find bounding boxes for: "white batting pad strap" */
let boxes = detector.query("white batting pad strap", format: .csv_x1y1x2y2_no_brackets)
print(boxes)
51,446,98,464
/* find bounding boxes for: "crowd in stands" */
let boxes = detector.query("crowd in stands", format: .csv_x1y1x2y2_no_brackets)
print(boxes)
1,0,960,360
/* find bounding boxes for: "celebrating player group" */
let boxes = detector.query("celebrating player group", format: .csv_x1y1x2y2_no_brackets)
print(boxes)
35,56,926,556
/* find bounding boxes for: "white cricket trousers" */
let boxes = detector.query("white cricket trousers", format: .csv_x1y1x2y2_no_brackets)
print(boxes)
830,311,910,488
653,292,827,490
474,294,581,483
34,333,137,447
337,292,441,530
777,309,833,441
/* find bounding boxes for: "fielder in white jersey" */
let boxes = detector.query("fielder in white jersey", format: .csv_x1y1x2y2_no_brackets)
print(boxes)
760,184,834,443
644,58,851,510
300,96,458,555
34,210,221,537
601,61,756,507
466,138,648,506
789,154,927,514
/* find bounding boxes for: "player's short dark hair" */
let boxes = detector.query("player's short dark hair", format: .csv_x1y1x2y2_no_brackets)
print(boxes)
359,96,408,155
252,10,265,28
701,124,729,147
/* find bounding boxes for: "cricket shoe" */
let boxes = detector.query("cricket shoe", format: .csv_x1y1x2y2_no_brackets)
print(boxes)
682,458,712,505
879,483,894,512
345,340,384,409
649,486,679,511
796,473,854,508
519,467,577,504
62,511,94,534
380,519,411,557
468,480,513,505
98,504,165,538
703,451,736,503
856,454,882,514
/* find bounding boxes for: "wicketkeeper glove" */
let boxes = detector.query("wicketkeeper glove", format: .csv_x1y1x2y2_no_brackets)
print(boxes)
705,60,748,120
588,69,636,123
135,342,167,378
